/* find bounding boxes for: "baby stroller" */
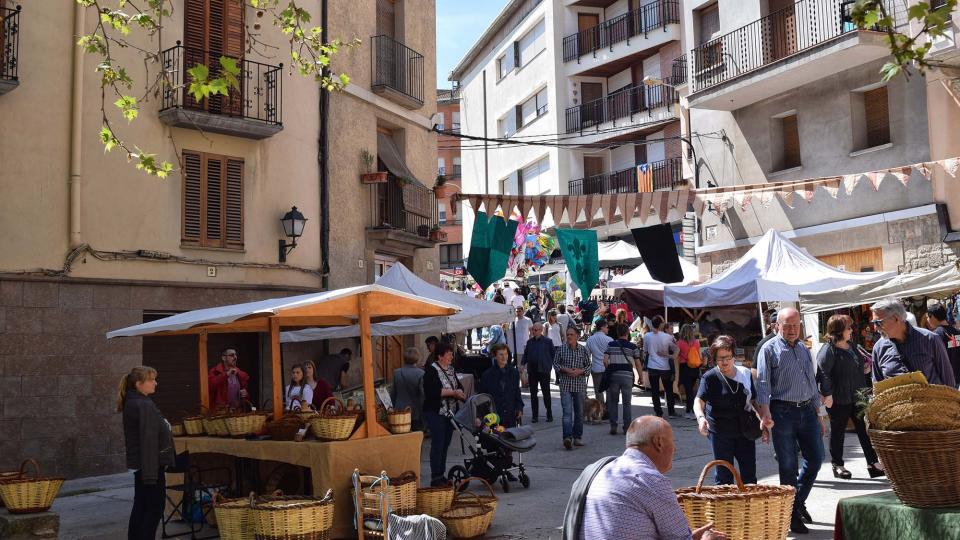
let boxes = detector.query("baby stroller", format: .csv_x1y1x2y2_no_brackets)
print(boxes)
446,393,536,492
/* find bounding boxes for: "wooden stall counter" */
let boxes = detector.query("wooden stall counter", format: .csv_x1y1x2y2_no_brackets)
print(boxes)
174,432,423,539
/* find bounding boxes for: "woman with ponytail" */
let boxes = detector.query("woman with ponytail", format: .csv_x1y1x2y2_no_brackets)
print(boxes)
118,366,176,540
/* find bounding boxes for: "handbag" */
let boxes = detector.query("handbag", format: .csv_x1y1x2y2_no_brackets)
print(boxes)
719,369,762,441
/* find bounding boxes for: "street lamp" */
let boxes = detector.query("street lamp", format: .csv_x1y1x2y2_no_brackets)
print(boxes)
279,206,307,263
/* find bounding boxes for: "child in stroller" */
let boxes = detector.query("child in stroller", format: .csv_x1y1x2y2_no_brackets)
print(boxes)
446,393,536,492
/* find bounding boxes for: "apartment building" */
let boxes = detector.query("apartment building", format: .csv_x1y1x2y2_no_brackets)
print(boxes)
0,0,438,477
683,0,958,277
437,87,465,275
451,0,691,255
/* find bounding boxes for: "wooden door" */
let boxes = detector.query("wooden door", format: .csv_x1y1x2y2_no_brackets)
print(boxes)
766,0,797,63
377,0,396,38
582,156,605,194
581,82,603,127
577,13,600,55
375,335,404,383
183,0,245,115
817,248,883,272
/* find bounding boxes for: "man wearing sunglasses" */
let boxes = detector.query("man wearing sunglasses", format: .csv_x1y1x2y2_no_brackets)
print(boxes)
870,298,955,387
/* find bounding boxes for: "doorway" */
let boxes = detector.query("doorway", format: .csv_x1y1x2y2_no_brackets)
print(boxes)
580,82,604,128
577,13,601,55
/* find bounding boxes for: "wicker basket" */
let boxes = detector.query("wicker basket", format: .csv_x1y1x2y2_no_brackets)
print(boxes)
0,459,65,514
441,503,493,539
675,460,795,540
170,423,185,437
266,417,305,442
203,412,231,437
869,429,960,508
213,493,255,540
416,485,455,517
0,471,19,509
251,493,334,540
358,471,417,516
309,397,359,441
225,412,268,438
387,408,412,434
183,414,205,436
454,476,497,513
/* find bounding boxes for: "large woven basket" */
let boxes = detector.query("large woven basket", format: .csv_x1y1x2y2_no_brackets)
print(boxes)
213,493,256,540
183,414,205,436
225,412,268,438
266,416,305,441
416,485,455,517
203,413,231,437
358,471,417,516
309,397,358,441
387,407,412,434
869,429,960,508
251,493,334,540
0,471,20,509
441,503,493,539
0,459,65,514
675,460,795,540
454,476,497,514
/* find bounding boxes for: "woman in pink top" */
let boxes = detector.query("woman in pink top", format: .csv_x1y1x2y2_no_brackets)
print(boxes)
677,324,701,419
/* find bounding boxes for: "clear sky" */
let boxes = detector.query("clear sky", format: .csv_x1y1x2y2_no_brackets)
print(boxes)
436,0,511,86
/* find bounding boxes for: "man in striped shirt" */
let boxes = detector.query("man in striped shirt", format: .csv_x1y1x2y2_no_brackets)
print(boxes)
554,326,591,450
756,307,824,535
580,416,727,540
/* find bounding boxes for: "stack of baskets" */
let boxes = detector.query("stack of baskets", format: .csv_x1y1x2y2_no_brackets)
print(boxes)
386,407,412,434
865,372,960,507
309,398,359,441
357,471,417,516
676,460,794,540
441,477,497,539
0,459,66,514
215,491,334,540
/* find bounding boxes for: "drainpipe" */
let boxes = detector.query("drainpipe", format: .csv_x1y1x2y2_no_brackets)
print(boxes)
319,0,330,289
69,3,85,248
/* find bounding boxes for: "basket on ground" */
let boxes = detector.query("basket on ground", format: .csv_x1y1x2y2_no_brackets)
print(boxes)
309,397,359,441
675,460,794,540
357,471,417,516
213,493,255,540
251,492,334,540
387,407,412,434
450,477,497,533
416,484,455,517
441,503,493,539
0,459,65,514
868,429,960,508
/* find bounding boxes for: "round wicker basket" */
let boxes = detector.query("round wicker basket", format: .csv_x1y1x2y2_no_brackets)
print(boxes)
869,429,960,508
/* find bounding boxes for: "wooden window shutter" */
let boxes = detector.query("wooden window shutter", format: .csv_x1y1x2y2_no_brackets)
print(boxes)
864,86,890,148
182,151,203,244
205,155,224,246
225,158,244,249
513,42,521,68
517,168,524,197
184,0,206,51
515,105,522,130
223,0,245,58
782,115,800,169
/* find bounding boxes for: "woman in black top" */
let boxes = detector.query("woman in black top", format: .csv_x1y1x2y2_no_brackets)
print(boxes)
118,366,176,540
422,342,465,486
694,336,766,485
817,314,883,479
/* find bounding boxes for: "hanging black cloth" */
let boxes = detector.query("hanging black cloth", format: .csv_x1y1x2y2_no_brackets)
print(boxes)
631,223,683,284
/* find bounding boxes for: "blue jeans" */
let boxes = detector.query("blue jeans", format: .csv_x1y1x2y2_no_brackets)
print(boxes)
771,401,824,513
709,430,757,485
423,410,454,483
560,391,584,440
606,372,634,430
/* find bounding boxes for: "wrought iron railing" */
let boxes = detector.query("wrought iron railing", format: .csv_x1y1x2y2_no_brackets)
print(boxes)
372,175,438,237
1,5,21,84
568,157,684,195
666,54,686,86
565,83,677,134
160,43,282,125
562,0,680,62
690,0,904,93
371,35,424,106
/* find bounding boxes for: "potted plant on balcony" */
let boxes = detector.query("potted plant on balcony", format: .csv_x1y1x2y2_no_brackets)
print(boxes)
434,174,453,199
359,149,388,184
429,224,447,242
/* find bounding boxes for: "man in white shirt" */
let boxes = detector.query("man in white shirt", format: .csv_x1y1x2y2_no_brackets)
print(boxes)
503,284,516,304
643,316,680,418
585,319,614,415
506,305,533,366
510,289,526,310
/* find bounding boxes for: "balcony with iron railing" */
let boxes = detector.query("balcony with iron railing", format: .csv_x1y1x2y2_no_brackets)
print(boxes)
665,54,686,87
0,5,21,94
563,0,680,77
568,157,686,195
368,175,440,247
688,0,905,110
372,35,424,109
565,83,678,135
159,43,283,139
438,165,461,179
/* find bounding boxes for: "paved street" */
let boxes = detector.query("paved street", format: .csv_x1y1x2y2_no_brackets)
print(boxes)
52,380,894,539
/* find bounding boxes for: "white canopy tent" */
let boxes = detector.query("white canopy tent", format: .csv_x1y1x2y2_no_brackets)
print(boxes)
598,240,643,267
799,263,960,314
282,263,513,342
607,257,701,289
663,230,893,308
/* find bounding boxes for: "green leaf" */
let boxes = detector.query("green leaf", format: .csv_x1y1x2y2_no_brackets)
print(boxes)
219,56,241,77
880,61,902,82
187,63,210,84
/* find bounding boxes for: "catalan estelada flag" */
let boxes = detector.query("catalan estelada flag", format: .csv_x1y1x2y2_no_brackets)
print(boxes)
637,163,653,192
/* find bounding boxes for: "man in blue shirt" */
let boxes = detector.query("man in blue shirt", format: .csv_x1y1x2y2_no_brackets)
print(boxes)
585,319,613,419
756,307,824,535
523,322,556,423
872,298,956,387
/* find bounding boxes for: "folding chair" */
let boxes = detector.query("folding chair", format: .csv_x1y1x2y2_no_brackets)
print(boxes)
352,469,392,540
162,451,232,540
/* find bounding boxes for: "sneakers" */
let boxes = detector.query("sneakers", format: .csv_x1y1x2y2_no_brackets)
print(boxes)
563,438,573,450
609,425,617,435
573,438,585,447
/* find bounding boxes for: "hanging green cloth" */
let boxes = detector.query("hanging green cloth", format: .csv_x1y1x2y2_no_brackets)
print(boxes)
467,211,519,290
555,228,599,294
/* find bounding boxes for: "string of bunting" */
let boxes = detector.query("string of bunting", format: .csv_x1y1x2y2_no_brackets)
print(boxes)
450,158,960,227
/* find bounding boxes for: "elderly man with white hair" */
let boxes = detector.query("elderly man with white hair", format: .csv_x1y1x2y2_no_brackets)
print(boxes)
870,298,956,387
579,416,727,540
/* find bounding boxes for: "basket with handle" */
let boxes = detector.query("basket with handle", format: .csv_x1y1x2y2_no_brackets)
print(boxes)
415,484,455,517
451,477,497,532
266,416,306,442
0,459,65,514
213,492,256,540
308,397,359,441
0,470,20,509
251,491,335,540
441,503,492,538
675,460,795,540
386,407,412,434
224,400,268,438
182,406,207,436
358,470,417,516
868,428,960,508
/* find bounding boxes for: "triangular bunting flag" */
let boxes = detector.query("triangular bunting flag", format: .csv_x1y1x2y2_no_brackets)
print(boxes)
568,196,584,227
654,191,670,223
889,167,911,186
822,183,839,199
605,194,618,226
532,196,546,226
915,162,934,180
842,174,860,196
550,196,567,225
623,192,638,228
780,190,795,208
521,196,536,222
866,172,883,191
584,195,598,228
638,192,653,224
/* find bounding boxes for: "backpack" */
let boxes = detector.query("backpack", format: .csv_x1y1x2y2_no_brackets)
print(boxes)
686,342,703,369
561,455,617,540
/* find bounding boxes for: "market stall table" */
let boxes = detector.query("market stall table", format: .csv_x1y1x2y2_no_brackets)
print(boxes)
834,490,960,540
174,433,423,539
